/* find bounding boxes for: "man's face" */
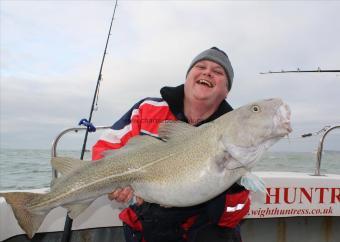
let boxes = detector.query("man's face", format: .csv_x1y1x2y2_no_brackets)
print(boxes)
184,60,229,106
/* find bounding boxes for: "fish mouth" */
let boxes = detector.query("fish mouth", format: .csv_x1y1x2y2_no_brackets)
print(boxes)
275,103,293,135
196,79,215,88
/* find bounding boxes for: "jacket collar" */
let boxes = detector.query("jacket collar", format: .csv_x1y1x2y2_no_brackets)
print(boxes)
160,84,233,126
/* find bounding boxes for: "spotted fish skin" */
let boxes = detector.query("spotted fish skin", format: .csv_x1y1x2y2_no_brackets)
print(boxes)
0,98,291,238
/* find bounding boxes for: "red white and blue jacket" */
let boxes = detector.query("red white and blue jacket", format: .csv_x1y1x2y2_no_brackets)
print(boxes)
92,85,250,242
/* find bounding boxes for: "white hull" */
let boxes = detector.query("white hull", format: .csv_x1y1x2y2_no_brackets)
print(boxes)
1,171,339,241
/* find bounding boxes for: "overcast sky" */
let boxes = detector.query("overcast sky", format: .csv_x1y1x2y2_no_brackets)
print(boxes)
1,0,339,152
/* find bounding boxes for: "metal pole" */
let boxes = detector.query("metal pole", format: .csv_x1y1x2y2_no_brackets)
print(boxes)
260,69,340,74
314,125,340,176
61,1,118,241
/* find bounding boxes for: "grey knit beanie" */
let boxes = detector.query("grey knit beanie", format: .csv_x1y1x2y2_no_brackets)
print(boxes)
186,47,234,91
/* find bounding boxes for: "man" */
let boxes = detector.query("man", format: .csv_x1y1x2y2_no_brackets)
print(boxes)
92,47,250,242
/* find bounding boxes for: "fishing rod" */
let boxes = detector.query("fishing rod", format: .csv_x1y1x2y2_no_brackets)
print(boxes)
61,1,119,242
260,68,340,74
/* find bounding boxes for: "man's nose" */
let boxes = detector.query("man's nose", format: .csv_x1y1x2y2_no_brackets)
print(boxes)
202,68,212,77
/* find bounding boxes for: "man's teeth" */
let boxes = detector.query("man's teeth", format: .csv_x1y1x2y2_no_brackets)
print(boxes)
197,79,214,87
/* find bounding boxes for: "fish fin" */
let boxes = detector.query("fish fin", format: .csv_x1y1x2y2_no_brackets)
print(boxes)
102,135,163,158
225,161,243,169
240,172,266,193
221,152,244,169
102,149,119,157
158,121,196,140
63,202,92,219
0,192,48,239
224,155,244,169
50,177,61,188
51,156,89,175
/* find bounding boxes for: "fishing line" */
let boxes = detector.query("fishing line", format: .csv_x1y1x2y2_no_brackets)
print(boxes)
79,0,118,161
61,1,119,242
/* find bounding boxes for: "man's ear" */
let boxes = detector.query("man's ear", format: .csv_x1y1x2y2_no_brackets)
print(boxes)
224,89,229,99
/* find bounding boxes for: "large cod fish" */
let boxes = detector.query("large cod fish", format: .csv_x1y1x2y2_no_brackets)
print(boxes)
0,98,291,238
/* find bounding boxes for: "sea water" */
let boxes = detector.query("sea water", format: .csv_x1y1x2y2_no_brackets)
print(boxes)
0,149,92,190
0,148,339,190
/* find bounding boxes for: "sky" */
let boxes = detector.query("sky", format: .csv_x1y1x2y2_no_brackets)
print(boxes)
1,0,339,152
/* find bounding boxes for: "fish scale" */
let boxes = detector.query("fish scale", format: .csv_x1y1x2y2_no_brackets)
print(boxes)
0,98,292,238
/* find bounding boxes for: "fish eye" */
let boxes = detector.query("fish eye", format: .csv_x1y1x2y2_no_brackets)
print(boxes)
251,105,260,112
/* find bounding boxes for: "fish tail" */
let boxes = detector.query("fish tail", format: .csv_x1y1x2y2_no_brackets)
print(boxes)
0,192,48,239
240,172,267,193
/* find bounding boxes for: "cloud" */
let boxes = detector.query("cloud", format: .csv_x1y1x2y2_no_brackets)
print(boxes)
1,0,339,150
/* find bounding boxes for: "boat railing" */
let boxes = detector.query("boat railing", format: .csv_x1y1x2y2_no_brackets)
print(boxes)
51,126,112,179
50,124,339,178
314,125,340,176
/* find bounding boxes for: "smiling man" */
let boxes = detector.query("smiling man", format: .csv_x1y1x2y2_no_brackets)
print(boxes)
183,47,232,125
92,47,250,242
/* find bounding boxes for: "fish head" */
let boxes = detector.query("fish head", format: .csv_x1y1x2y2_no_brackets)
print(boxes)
218,98,292,168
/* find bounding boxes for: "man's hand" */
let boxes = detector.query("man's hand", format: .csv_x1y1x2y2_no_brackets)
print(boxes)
108,186,144,205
